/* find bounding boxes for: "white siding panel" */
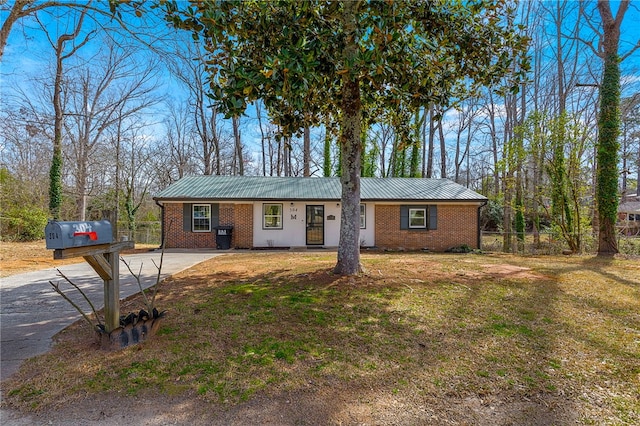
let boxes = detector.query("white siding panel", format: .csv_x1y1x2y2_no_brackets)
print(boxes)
252,201,353,248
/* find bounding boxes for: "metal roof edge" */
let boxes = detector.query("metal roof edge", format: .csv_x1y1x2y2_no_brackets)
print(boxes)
155,197,487,203
361,198,487,202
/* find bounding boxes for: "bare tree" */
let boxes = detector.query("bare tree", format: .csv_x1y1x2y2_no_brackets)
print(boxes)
232,115,244,175
55,40,159,220
45,3,93,219
161,100,198,182
452,97,481,185
1,0,162,61
255,100,268,176
165,37,225,175
0,108,50,206
303,126,311,177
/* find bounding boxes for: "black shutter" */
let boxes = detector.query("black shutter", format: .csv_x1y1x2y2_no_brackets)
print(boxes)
211,203,219,229
400,205,409,229
429,205,437,230
183,203,192,232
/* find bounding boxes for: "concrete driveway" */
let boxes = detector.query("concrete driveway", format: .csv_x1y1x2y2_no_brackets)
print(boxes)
0,250,221,381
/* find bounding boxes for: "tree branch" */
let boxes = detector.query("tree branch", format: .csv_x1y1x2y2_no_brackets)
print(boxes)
49,267,103,330
620,39,640,62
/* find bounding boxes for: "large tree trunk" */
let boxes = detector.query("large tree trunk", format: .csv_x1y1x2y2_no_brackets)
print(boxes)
334,0,362,276
334,77,362,275
596,0,626,255
596,52,621,254
50,41,64,220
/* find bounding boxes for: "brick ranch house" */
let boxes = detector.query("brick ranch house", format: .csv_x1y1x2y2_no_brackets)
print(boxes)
153,176,487,251
617,195,640,236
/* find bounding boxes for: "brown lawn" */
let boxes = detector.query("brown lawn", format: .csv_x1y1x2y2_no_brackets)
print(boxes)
1,248,638,425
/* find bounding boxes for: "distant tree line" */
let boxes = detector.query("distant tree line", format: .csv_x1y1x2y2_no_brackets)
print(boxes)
0,1,638,261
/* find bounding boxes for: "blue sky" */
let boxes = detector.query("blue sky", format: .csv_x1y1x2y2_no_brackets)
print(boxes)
3,1,639,94
1,0,639,176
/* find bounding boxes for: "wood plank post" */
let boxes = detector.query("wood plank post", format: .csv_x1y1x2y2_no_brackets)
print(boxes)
103,250,120,333
53,242,133,333
102,210,119,332
47,215,134,335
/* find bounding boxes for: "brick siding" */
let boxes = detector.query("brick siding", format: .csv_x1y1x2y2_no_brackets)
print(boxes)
374,204,479,251
163,203,253,249
164,202,477,251
232,204,253,248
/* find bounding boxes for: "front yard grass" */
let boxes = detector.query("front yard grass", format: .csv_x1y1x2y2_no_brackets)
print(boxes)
2,252,639,424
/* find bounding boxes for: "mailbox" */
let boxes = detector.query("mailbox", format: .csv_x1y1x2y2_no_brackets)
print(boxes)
45,220,113,249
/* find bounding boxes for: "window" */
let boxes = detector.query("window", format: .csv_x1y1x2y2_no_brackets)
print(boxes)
409,208,426,228
192,204,211,232
263,203,283,229
360,204,366,229
400,205,436,230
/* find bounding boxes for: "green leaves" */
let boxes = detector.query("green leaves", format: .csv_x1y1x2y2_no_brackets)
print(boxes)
597,53,622,253
162,0,528,136
48,145,63,220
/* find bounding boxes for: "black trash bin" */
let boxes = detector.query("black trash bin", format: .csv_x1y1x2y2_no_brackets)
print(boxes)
215,226,234,249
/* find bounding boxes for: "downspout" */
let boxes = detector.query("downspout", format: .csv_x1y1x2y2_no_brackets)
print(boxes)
155,199,164,249
478,200,487,250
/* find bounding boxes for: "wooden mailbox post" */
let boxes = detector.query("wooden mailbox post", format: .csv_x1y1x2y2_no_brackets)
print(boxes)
46,220,133,333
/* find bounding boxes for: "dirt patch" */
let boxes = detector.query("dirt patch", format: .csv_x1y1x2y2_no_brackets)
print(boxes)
2,251,637,425
480,263,548,280
1,385,580,425
0,240,157,278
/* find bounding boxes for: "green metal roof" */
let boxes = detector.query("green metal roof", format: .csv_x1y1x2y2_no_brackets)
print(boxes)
154,176,487,202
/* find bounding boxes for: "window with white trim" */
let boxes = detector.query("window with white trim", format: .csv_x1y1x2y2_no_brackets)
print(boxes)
408,208,427,229
263,203,283,229
360,204,366,229
192,204,211,232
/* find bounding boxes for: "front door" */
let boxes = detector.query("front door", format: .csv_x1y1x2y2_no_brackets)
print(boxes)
306,205,324,245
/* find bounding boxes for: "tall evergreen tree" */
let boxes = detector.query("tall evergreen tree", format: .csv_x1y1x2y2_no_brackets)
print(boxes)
164,0,528,274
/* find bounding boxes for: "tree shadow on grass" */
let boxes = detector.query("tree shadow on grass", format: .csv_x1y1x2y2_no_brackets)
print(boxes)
180,256,579,425
2,253,638,425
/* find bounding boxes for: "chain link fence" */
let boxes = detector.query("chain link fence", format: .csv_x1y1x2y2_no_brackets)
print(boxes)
114,223,639,254
481,231,640,256
116,221,162,246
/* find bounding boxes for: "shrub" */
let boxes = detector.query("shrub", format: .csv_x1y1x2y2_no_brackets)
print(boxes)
3,206,48,241
446,244,473,253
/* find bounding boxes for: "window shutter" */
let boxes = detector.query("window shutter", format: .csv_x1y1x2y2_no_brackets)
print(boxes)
183,203,192,232
429,205,438,230
400,205,409,229
211,203,220,229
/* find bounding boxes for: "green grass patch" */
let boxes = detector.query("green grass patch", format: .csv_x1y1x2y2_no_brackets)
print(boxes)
2,252,639,423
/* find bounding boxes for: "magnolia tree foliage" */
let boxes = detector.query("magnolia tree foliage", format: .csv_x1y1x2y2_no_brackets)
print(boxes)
163,0,528,275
